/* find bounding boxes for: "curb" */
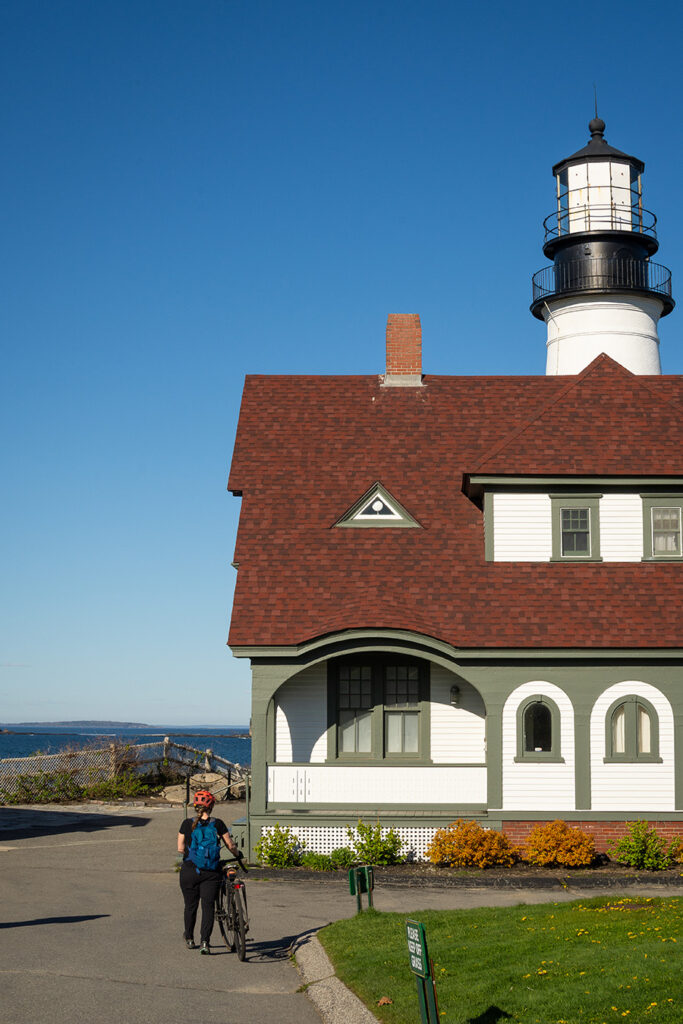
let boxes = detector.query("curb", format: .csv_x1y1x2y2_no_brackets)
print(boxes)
293,932,378,1024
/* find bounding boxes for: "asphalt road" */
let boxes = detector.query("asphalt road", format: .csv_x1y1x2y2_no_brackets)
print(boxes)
0,802,334,1024
2,802,681,1024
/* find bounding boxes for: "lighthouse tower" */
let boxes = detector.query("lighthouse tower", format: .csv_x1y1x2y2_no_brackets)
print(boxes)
531,119,674,375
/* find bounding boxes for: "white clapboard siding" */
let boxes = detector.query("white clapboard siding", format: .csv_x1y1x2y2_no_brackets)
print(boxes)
274,664,327,764
502,681,575,810
268,765,487,804
430,663,486,763
493,493,552,561
599,494,643,561
590,681,675,811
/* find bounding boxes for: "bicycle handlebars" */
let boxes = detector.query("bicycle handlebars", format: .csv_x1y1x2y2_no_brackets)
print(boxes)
221,854,249,873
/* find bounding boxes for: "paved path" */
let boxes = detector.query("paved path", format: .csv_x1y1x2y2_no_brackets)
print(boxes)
2,803,681,1024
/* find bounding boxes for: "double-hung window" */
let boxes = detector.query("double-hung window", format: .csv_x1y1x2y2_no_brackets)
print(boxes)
550,494,602,561
384,665,420,754
328,657,429,762
642,496,683,560
338,665,372,754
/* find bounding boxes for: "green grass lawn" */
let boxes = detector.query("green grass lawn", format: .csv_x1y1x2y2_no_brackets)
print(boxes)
318,896,681,1024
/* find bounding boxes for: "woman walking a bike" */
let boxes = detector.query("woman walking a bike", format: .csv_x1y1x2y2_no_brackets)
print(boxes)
177,789,243,954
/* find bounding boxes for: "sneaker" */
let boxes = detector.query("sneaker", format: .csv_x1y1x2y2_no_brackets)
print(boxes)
200,941,210,955
185,937,197,949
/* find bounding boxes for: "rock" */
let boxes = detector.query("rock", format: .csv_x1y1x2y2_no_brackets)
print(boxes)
159,771,245,804
189,772,225,788
159,785,187,803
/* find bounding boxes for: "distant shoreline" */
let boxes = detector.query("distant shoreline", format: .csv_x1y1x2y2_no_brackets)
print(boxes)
0,729,250,738
0,721,249,730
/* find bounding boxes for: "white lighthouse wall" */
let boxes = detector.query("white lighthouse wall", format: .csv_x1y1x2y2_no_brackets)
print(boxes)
544,295,663,375
492,492,643,562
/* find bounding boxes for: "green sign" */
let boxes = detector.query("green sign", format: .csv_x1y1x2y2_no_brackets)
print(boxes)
406,919,430,979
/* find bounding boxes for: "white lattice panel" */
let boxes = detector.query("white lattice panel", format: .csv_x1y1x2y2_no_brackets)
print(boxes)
259,824,440,861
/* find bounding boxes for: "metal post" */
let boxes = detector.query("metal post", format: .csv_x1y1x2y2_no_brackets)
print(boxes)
183,775,190,822
245,773,251,858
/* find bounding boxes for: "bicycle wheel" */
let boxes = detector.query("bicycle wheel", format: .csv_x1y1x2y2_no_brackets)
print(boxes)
216,882,234,951
232,887,247,961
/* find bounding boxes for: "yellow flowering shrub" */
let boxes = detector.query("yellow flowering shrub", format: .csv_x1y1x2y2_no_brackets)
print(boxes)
425,819,518,868
522,819,595,868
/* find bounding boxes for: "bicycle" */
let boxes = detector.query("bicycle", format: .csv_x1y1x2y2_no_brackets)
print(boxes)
216,855,249,960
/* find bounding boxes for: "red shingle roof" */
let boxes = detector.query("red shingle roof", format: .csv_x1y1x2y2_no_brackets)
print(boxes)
227,357,683,649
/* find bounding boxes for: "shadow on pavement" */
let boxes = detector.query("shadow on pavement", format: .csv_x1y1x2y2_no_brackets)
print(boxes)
235,927,319,964
0,807,150,840
0,914,110,929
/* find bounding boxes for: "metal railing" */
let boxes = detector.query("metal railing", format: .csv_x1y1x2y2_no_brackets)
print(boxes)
532,258,672,304
543,186,656,240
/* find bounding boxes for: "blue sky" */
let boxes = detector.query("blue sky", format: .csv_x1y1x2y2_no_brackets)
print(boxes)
2,0,683,725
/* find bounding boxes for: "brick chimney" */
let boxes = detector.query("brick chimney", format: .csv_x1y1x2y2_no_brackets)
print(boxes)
383,314,423,386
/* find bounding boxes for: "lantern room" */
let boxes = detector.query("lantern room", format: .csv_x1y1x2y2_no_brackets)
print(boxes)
548,117,649,242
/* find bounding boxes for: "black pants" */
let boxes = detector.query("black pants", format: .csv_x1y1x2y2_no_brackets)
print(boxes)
179,862,221,943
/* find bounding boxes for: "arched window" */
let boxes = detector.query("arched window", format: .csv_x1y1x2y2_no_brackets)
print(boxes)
605,696,661,762
515,695,563,762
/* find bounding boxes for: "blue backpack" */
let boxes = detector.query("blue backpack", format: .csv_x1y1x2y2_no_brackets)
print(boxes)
188,819,221,872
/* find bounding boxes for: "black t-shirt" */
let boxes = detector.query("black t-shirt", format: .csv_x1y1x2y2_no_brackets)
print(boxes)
180,817,230,860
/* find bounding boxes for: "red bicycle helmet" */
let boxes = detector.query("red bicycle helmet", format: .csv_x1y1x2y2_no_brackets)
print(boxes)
193,789,215,811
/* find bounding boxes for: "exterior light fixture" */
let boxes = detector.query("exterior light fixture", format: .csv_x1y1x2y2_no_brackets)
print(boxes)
450,685,461,707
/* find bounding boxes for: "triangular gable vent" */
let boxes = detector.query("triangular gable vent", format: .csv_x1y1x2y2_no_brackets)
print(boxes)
336,483,420,529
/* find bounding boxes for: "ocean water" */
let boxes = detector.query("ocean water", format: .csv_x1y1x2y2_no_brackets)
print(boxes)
0,726,251,766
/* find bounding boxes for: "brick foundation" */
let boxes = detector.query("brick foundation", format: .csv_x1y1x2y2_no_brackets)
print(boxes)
502,819,683,853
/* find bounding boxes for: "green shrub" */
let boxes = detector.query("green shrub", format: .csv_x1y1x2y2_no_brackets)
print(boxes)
522,819,595,868
329,846,356,869
301,851,335,871
426,819,518,868
253,823,304,867
347,820,404,865
0,766,180,805
609,820,680,871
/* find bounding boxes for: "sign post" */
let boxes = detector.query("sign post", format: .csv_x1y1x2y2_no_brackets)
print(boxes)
406,920,440,1024
348,865,375,912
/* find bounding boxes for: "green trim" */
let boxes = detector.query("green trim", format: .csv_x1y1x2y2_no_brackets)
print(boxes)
550,494,602,561
468,475,683,488
264,802,487,812
641,495,683,561
485,700,503,809
603,694,662,763
230,629,683,662
269,762,486,768
675,716,683,811
483,491,494,561
266,697,276,763
491,810,683,821
514,694,564,762
574,710,592,810
335,481,421,529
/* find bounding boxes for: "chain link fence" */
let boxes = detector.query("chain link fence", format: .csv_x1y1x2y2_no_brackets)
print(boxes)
0,737,249,803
